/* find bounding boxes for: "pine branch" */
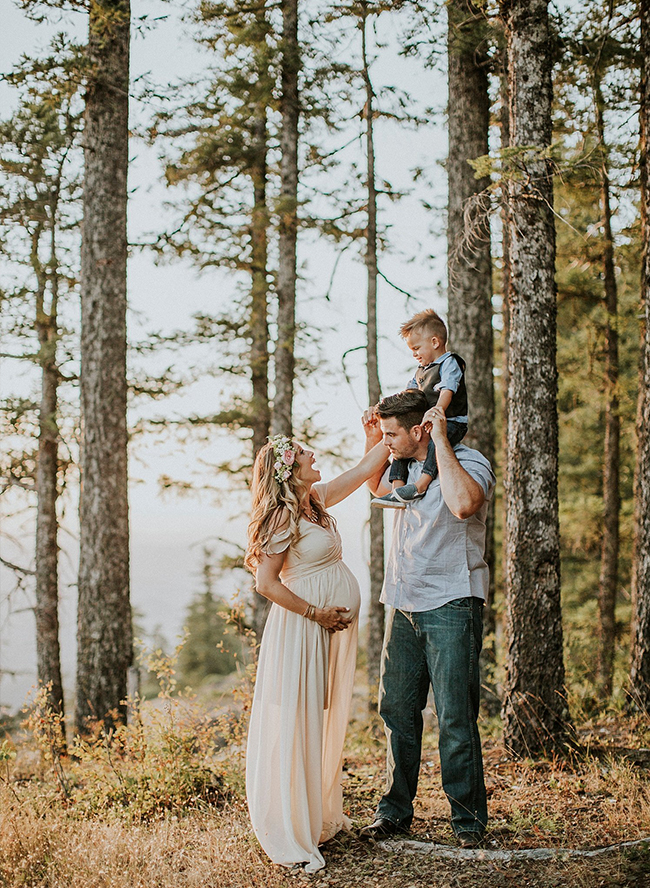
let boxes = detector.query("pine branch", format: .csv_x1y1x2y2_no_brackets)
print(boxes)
0,557,36,576
377,269,413,299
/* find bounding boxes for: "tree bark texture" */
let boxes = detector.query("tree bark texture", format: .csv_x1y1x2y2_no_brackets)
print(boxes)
629,0,650,710
501,0,568,756
447,0,497,710
272,0,299,437
447,0,494,462
500,40,512,456
76,0,132,733
250,114,271,461
493,40,511,710
594,83,620,700
362,5,385,703
250,113,273,639
35,213,65,721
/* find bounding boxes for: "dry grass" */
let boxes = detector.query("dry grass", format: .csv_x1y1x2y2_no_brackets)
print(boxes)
1,703,649,887
0,799,286,888
1,789,647,888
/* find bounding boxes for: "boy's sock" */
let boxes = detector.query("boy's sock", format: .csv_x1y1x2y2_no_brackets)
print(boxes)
415,472,433,494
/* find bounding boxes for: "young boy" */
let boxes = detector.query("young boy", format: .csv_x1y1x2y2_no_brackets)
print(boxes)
372,309,468,509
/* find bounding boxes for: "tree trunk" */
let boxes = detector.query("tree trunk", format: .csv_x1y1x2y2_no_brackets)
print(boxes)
447,1,494,458
499,44,511,438
499,54,511,417
361,4,385,706
76,0,132,734
272,0,299,437
250,112,273,639
35,213,64,723
497,41,511,702
629,0,650,711
594,81,620,700
250,114,271,461
501,0,568,756
446,0,497,710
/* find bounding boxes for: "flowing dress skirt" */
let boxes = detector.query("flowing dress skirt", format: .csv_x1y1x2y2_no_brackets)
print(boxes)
246,519,360,873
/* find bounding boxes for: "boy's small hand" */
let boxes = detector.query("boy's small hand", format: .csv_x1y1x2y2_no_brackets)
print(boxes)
424,406,446,441
422,407,436,427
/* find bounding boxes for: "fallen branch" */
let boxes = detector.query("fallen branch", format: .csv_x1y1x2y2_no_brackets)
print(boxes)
379,836,650,861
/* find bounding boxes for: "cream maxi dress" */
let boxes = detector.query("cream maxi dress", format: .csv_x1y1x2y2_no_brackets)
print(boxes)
246,483,361,873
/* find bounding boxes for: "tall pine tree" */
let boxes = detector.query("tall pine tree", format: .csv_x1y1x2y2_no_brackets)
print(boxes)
446,0,497,708
500,0,568,756
0,45,83,724
76,0,132,733
273,0,300,437
152,0,275,636
630,0,650,710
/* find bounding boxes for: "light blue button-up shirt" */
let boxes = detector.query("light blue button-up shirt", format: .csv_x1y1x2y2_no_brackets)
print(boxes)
380,444,495,612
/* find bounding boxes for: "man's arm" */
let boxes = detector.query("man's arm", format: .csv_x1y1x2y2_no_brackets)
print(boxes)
428,406,484,519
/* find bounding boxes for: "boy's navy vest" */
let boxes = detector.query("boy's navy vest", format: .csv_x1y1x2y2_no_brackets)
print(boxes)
415,353,468,419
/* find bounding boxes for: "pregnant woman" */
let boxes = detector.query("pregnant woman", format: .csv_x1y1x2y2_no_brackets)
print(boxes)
244,425,388,873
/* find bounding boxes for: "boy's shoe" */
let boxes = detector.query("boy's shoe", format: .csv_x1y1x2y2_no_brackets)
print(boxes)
371,484,424,509
371,492,407,509
393,483,426,501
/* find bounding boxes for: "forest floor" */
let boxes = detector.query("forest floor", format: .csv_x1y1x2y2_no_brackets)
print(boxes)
1,688,650,888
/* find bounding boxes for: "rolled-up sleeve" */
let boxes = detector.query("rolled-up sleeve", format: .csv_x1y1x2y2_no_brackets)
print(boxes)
436,355,463,392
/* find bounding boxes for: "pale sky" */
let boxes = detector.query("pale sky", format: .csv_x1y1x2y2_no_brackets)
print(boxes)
0,0,451,711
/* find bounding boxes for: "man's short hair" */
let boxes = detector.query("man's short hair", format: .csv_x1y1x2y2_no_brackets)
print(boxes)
400,309,448,345
376,390,428,431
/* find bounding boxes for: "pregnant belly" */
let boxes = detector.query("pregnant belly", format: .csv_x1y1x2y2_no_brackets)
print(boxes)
285,560,361,618
323,561,361,618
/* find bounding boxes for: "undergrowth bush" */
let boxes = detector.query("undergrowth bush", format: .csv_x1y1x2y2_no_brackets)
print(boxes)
14,639,255,823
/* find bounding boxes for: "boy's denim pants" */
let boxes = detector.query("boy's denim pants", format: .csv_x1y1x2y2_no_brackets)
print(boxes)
376,598,488,836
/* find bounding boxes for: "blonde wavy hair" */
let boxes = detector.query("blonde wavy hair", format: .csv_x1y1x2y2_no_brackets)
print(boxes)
244,440,336,573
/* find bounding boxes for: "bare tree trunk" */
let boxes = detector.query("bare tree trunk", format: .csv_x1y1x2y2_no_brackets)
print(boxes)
500,59,512,410
250,116,271,462
629,0,650,711
272,0,299,438
594,81,620,700
447,1,494,458
499,55,511,415
494,41,511,706
447,0,497,711
361,4,385,706
34,209,64,723
250,112,273,639
501,0,568,757
76,0,132,734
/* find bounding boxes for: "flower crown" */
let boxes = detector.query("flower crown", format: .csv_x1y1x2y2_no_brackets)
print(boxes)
269,435,296,484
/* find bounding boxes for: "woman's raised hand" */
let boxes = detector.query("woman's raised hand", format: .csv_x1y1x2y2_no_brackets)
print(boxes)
315,606,351,633
362,406,382,444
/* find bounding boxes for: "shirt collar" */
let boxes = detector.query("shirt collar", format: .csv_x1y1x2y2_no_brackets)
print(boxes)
419,351,451,371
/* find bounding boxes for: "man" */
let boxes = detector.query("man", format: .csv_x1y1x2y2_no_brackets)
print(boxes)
360,389,495,847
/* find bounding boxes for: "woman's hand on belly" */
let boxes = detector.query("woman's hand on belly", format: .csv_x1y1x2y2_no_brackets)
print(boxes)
315,606,352,633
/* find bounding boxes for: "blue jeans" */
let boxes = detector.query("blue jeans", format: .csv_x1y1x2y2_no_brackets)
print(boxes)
376,599,487,836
